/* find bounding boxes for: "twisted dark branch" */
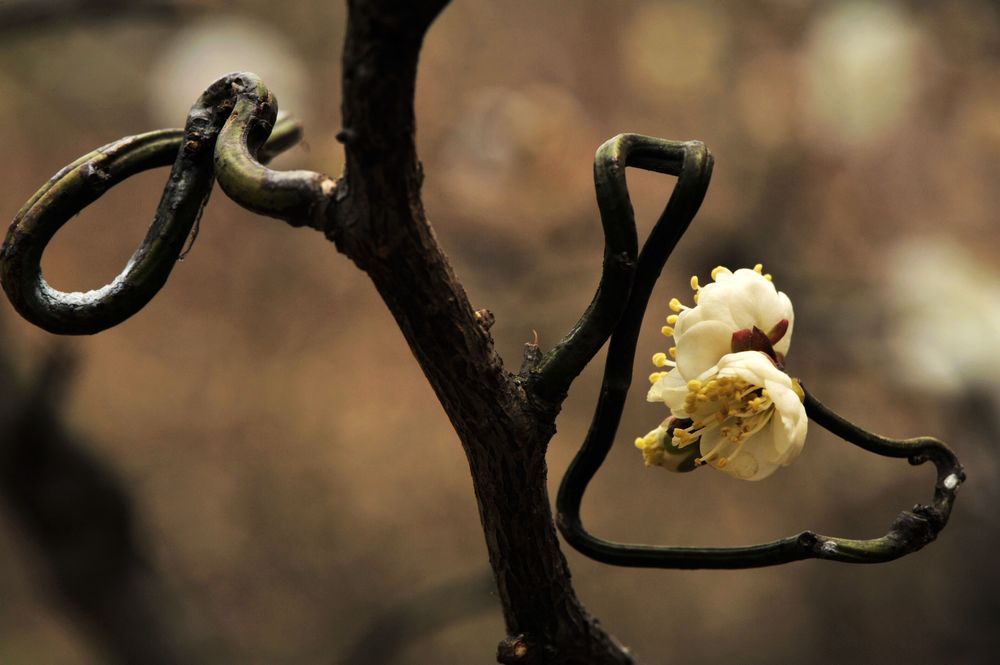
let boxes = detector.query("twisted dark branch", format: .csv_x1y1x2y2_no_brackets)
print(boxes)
215,74,338,227
554,137,963,568
527,138,641,401
529,137,716,402
803,391,964,561
0,77,306,335
559,386,963,567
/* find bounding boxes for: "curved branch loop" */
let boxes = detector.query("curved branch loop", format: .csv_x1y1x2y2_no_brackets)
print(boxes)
530,134,712,401
0,73,305,335
556,135,964,569
215,74,338,227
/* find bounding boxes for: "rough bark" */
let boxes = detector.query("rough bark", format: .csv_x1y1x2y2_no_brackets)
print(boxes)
325,1,636,662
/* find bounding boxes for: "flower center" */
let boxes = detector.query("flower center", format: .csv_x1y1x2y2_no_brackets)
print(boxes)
730,320,789,368
670,375,775,468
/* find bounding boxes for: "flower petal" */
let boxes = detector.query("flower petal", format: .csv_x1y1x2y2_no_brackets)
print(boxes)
729,450,780,480
714,350,784,385
721,419,780,480
638,267,804,480
647,368,688,412
697,428,727,461
725,271,788,330
676,320,734,379
773,291,794,354
763,380,807,464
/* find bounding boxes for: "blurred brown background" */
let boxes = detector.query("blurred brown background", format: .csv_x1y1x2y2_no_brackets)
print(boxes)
1,0,999,663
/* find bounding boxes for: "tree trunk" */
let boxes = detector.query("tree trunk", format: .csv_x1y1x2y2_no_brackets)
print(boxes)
326,1,637,662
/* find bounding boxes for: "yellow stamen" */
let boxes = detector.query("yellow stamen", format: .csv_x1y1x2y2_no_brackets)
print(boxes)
652,352,669,367
655,369,779,475
649,371,667,384
666,314,679,324
711,265,727,280
753,263,763,273
690,275,700,290
669,298,683,312
764,273,772,281
661,325,674,336
668,346,677,359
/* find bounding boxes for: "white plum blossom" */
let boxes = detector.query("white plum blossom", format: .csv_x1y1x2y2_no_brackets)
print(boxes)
635,265,807,480
639,351,807,480
671,265,794,378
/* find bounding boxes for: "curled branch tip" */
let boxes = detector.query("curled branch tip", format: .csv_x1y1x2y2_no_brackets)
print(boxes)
0,72,329,335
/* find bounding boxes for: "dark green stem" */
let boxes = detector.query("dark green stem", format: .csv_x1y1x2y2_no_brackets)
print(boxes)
214,74,339,228
556,265,965,568
0,75,304,335
530,135,709,402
